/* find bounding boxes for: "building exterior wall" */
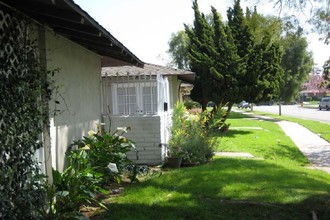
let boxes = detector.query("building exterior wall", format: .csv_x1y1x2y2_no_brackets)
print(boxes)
167,75,181,108
45,30,101,171
100,75,182,165
103,115,163,165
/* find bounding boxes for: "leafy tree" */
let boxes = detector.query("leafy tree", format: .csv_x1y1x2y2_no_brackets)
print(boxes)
280,27,313,102
167,31,190,69
266,0,329,43
323,59,330,89
264,0,330,88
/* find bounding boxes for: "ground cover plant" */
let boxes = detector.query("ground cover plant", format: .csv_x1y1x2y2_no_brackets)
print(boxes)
89,112,330,219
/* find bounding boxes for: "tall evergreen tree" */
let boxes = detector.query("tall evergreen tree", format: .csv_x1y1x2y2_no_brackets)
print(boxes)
184,0,284,111
227,0,254,60
185,0,217,109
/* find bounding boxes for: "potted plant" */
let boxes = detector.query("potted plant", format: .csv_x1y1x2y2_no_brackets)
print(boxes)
166,149,184,168
167,102,215,168
167,130,186,168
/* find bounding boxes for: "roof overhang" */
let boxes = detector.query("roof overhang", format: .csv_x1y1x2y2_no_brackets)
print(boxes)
102,63,195,84
0,0,143,67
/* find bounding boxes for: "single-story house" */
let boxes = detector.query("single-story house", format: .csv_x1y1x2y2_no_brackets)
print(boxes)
0,0,143,180
101,63,195,165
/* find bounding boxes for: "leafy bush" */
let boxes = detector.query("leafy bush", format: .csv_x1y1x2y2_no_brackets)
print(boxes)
168,103,214,164
43,128,135,218
71,128,135,184
184,100,201,109
202,104,231,135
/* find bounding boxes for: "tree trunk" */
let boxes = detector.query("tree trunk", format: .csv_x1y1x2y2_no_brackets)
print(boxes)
278,101,282,116
201,87,208,111
219,102,233,125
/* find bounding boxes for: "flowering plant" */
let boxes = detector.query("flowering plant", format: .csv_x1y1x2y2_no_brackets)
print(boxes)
168,102,214,164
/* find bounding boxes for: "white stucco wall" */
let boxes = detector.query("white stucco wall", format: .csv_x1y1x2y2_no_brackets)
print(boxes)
45,30,101,171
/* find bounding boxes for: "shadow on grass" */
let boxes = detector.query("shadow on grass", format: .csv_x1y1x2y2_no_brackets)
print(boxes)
208,129,252,138
229,111,253,119
94,158,330,220
266,143,310,165
98,194,330,220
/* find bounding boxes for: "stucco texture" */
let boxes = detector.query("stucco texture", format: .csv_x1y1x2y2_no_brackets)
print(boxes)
46,30,101,171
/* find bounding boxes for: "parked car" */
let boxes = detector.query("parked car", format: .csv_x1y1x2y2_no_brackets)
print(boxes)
237,100,251,109
319,97,330,110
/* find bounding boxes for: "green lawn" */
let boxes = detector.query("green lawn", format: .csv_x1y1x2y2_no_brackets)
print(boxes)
91,112,330,220
214,112,309,165
252,110,330,142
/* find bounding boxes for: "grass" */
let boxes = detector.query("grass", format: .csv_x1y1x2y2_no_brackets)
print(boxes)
89,112,330,220
214,112,309,165
251,110,330,143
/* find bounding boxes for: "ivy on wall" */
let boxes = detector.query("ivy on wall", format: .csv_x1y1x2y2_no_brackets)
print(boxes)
0,6,53,219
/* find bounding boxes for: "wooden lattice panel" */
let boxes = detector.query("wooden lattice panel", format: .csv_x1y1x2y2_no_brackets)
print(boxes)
0,7,27,79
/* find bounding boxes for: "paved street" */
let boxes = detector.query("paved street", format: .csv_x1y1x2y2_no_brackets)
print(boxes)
253,104,330,124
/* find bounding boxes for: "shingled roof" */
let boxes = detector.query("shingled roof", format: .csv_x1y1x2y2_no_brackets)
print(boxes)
102,63,195,83
0,0,143,67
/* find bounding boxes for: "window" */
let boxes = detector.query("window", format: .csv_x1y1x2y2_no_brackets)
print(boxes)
117,87,137,115
112,81,157,115
142,86,157,114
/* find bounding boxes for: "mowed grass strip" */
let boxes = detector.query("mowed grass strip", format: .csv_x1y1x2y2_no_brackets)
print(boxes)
94,112,330,220
252,110,330,143
214,111,309,165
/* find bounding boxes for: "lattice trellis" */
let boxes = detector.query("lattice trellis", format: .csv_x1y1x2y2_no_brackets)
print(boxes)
0,8,27,78
0,5,46,219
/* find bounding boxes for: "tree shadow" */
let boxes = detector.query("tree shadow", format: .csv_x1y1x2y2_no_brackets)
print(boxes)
208,129,252,138
272,143,310,165
304,149,330,167
93,158,330,219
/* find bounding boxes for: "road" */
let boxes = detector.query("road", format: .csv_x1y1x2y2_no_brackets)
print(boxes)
252,104,330,124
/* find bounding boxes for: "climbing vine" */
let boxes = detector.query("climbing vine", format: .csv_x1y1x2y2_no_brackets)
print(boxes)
0,6,54,219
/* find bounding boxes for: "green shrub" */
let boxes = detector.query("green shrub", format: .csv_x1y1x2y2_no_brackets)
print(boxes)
168,103,214,164
184,100,201,109
71,128,135,184
202,104,230,134
43,128,135,218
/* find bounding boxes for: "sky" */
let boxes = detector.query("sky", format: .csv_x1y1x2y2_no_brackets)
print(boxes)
75,0,330,67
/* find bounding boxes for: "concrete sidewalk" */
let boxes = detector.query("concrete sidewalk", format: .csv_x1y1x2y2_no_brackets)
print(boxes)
277,121,330,174
237,111,330,174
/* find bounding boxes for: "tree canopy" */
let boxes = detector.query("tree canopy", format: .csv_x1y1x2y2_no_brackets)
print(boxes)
184,0,284,110
280,27,314,102
167,31,189,69
267,0,329,43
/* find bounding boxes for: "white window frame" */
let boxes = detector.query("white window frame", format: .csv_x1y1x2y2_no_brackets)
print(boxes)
112,81,157,115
